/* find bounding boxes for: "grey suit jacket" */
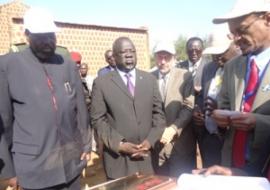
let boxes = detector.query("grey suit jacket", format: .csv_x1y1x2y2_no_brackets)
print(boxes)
90,69,166,179
218,55,270,167
0,48,91,189
201,62,219,101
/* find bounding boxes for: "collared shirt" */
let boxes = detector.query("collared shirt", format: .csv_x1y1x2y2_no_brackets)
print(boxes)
158,71,171,98
249,47,270,77
243,48,270,162
188,59,202,74
117,68,136,87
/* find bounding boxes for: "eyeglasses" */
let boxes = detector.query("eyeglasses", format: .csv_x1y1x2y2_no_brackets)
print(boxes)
230,14,264,39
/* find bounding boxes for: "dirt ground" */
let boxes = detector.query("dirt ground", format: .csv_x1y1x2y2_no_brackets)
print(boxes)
0,148,202,190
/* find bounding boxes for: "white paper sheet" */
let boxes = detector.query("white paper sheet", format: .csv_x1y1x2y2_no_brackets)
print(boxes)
177,174,270,190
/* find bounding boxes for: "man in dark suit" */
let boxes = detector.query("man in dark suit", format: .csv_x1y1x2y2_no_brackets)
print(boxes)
0,8,91,190
176,37,204,92
212,0,270,175
193,25,240,167
90,37,166,180
97,49,116,76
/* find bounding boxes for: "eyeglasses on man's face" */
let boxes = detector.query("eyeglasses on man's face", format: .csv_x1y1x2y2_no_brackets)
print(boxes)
229,13,265,40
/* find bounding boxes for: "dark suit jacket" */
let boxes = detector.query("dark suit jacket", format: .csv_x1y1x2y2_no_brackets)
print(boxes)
0,123,15,179
90,69,166,179
201,62,219,103
97,65,113,76
176,60,189,70
0,48,91,189
218,55,270,167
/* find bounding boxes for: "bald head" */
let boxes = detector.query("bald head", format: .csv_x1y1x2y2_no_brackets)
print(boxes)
112,37,137,73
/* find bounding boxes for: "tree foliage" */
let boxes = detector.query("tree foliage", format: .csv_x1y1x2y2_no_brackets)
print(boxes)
174,35,188,62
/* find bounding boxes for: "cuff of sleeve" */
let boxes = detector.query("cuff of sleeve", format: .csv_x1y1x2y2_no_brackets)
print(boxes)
169,124,181,136
83,144,91,153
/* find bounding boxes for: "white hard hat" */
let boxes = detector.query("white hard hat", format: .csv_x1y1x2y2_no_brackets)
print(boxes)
24,7,59,33
213,0,270,24
154,41,175,55
203,24,233,55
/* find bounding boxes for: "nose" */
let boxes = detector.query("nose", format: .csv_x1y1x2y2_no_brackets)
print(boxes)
230,33,242,42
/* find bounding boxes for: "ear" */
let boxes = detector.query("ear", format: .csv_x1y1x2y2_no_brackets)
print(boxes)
264,12,270,26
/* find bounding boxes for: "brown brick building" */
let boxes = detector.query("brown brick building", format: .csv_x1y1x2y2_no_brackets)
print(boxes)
0,0,150,75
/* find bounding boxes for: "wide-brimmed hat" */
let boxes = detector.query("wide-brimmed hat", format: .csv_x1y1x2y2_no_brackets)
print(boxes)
203,24,232,55
154,41,175,55
24,7,59,33
213,0,270,24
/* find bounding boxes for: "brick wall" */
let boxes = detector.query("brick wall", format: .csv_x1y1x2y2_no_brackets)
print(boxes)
0,0,150,76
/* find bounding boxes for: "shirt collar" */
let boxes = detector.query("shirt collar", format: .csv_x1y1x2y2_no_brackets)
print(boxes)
116,67,136,86
188,59,201,70
158,70,170,80
249,47,270,73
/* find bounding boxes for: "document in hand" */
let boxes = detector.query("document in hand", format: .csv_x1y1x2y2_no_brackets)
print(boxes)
177,174,270,190
214,109,241,117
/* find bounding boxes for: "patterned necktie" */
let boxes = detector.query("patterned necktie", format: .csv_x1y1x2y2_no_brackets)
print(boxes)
160,74,167,101
125,73,135,96
232,59,259,168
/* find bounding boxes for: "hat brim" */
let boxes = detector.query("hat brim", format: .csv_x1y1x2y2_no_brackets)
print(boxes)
154,49,175,55
203,45,230,55
213,6,270,24
212,10,252,24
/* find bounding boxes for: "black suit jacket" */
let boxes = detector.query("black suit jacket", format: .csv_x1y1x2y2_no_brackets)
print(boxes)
176,60,189,70
90,69,166,179
0,48,91,189
200,61,219,108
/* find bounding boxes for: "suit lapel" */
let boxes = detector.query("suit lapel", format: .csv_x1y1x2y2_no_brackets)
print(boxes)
204,63,219,99
164,69,175,104
234,58,247,111
252,63,270,111
134,69,144,100
111,71,133,99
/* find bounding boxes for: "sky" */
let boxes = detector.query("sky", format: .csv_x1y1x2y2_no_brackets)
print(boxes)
1,0,236,48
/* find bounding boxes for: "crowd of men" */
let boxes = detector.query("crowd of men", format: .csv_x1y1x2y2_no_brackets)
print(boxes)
0,0,270,189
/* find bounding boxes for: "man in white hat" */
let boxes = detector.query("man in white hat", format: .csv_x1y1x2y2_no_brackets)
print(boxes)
151,41,196,177
193,24,240,167
0,7,91,189
211,0,270,178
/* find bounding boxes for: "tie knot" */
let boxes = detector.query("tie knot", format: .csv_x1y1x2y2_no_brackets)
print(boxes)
125,73,132,79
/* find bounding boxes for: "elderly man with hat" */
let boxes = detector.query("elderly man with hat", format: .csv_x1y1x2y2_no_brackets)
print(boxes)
211,0,270,178
0,7,91,189
151,41,196,177
192,24,240,168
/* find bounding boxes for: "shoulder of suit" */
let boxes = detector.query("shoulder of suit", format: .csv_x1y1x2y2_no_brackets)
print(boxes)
203,61,216,70
0,50,25,70
172,67,191,77
224,55,246,70
176,60,188,68
150,69,159,78
137,68,155,79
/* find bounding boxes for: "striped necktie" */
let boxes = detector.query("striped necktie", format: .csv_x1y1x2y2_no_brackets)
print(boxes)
232,59,259,168
125,73,135,96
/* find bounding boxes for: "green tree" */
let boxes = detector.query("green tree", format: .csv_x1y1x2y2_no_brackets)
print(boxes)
174,35,188,62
